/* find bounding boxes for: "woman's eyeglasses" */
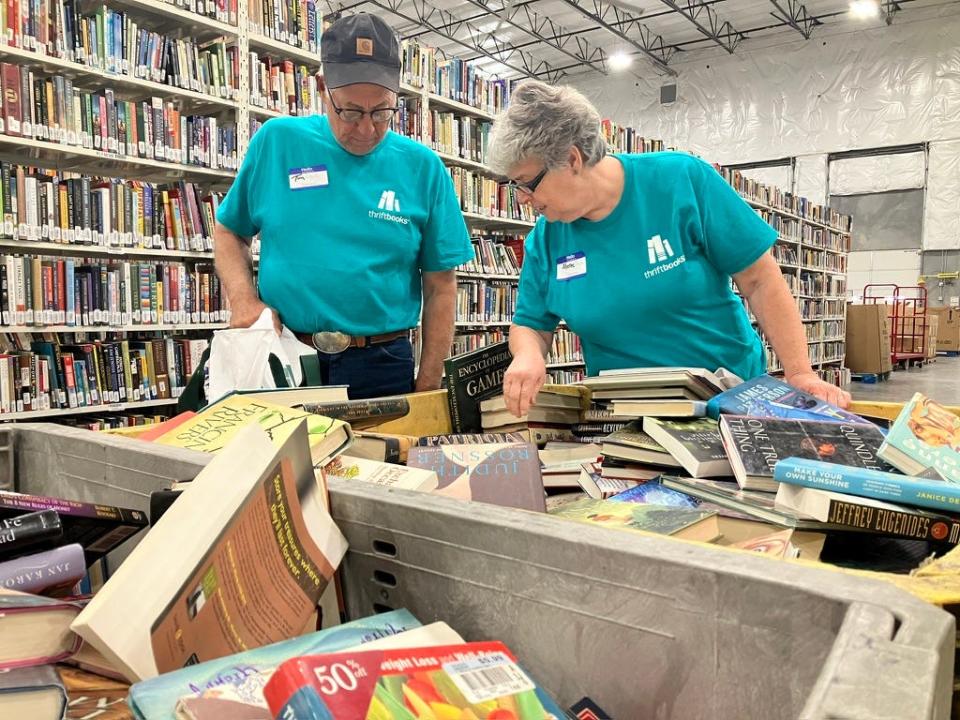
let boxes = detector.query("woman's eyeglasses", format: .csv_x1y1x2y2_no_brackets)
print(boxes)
508,166,549,195
326,90,399,124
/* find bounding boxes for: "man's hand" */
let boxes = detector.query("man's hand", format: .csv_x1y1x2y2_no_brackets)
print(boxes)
229,299,282,335
503,351,547,417
786,370,852,408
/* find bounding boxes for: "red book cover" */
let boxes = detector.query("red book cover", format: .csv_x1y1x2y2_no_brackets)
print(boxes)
1,62,22,134
263,642,567,720
5,0,17,47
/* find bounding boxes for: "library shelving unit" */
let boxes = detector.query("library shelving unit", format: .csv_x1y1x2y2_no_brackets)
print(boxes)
722,169,852,386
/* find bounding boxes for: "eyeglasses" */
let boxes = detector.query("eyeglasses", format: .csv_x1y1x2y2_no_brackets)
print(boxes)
326,89,399,124
508,166,549,195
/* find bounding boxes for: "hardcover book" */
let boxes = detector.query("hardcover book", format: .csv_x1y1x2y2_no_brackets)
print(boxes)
0,664,66,719
407,442,546,512
775,483,960,545
878,392,960,484
443,341,512,433
263,642,567,720
0,492,146,563
774,458,960,515
549,497,720,542
642,417,732,478
0,543,85,596
706,374,868,424
323,455,439,491
152,395,353,469
0,587,86,670
719,416,888,492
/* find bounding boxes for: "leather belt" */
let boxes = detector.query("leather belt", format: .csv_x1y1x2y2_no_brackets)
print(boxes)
294,329,409,354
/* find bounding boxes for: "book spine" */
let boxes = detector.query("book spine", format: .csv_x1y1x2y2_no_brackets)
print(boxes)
0,542,85,594
0,509,62,555
774,458,960,515
825,496,960,545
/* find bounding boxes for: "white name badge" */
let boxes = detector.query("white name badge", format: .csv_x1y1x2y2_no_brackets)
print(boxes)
289,165,329,190
557,251,587,281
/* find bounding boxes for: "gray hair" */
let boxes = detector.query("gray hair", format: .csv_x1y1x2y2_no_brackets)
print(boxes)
488,80,607,176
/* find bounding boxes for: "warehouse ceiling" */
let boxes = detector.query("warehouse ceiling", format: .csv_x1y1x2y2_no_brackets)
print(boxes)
321,0,952,80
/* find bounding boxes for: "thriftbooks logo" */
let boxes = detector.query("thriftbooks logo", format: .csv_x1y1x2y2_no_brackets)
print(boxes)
369,189,409,224
644,234,685,279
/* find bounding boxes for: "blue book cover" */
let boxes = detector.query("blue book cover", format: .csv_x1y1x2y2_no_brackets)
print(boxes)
128,609,421,720
774,458,960,514
608,482,701,509
706,374,868,424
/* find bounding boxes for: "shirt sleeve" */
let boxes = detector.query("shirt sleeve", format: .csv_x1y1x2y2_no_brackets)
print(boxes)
216,124,268,240
419,155,474,272
512,222,561,332
694,158,778,276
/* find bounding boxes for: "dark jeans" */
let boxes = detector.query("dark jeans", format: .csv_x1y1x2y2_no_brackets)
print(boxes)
316,337,415,400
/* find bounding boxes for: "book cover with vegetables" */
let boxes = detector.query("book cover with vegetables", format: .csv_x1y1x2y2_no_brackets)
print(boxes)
263,642,568,719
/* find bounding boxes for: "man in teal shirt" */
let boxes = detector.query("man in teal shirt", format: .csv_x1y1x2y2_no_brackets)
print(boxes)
214,13,473,399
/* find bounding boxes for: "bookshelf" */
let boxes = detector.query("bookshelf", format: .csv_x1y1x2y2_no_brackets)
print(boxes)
722,168,852,386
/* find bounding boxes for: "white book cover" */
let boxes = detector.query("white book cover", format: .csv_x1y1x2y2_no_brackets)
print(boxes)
71,422,348,682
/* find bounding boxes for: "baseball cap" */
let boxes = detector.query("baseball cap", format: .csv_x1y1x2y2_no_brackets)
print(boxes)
321,13,401,94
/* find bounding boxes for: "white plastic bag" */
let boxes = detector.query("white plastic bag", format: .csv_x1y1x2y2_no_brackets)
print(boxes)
207,308,316,401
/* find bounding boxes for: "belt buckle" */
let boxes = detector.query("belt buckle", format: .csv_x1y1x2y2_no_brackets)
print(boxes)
312,331,351,354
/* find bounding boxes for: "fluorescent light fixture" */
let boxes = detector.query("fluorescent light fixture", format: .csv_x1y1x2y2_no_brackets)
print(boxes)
849,0,879,19
609,52,633,71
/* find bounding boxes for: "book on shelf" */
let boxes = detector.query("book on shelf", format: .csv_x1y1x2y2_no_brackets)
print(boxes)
718,415,887,492
455,276,517,324
263,641,567,720
461,235,523,276
0,334,209,414
0,255,227,330
71,421,349,682
248,56,321,116
0,162,224,252
448,167,535,223
0,489,148,562
0,62,237,170
248,0,323,53
406,440,547,513
878,392,960,483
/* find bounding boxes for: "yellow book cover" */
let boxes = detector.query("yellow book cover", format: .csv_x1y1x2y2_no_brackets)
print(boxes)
152,396,353,468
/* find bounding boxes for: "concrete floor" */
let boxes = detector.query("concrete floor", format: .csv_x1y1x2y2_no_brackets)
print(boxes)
846,355,960,404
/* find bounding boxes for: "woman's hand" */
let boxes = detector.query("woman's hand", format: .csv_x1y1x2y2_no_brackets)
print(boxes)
503,350,547,417
786,370,852,409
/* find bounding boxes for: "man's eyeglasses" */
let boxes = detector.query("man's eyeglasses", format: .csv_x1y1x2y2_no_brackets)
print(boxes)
326,89,399,124
508,166,549,195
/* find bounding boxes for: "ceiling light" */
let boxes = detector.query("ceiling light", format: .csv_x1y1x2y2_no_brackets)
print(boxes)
849,0,879,19
609,52,633,71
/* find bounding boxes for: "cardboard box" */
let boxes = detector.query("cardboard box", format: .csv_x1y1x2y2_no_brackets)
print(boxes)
930,306,960,352
927,315,939,359
845,304,893,374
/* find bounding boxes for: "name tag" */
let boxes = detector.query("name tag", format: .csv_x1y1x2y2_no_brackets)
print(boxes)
557,252,587,281
288,165,328,190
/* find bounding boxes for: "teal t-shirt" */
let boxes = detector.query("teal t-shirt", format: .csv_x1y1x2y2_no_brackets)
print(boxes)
513,152,777,380
216,116,473,335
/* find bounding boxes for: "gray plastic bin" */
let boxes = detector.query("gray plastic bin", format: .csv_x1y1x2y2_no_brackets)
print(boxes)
5,423,954,719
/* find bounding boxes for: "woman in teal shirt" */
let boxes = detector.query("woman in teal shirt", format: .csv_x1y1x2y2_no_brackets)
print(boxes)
488,80,851,417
